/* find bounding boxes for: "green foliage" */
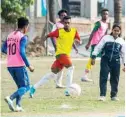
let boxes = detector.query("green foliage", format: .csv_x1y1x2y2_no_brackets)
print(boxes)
1,0,34,24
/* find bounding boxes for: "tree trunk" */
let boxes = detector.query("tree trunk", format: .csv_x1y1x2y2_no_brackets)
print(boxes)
41,24,47,48
48,0,56,23
40,0,57,55
114,0,122,25
48,0,56,50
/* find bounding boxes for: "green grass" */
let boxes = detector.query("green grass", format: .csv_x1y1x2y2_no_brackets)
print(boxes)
1,57,125,117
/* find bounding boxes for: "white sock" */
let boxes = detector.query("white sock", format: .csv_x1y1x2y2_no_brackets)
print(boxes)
66,66,74,88
55,70,63,86
34,72,57,89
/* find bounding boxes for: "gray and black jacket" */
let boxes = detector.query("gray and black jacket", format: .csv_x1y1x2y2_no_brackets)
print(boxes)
92,35,125,65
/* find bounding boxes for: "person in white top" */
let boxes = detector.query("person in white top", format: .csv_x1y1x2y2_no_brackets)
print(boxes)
91,24,125,101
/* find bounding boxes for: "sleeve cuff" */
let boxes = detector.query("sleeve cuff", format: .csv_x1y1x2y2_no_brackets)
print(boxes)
91,55,96,59
26,64,30,67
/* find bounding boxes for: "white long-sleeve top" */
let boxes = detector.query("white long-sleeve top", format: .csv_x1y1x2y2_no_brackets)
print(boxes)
92,35,125,65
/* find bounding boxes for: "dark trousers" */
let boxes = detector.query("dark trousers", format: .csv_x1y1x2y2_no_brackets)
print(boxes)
100,57,120,98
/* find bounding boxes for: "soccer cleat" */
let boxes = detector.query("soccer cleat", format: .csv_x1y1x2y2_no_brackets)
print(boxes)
98,96,106,101
15,105,24,112
29,86,36,98
111,97,119,101
65,90,70,96
81,75,93,82
4,96,15,111
56,84,66,88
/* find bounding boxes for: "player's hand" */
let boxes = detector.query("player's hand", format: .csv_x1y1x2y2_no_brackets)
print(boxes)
91,59,95,65
78,40,82,45
122,67,125,72
75,49,78,54
75,40,81,46
85,43,90,50
28,66,34,72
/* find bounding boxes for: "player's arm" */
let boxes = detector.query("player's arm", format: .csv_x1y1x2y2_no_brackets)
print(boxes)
91,36,106,65
85,21,101,50
43,29,59,41
73,31,81,53
105,28,109,35
106,22,111,34
50,24,57,51
105,23,110,35
74,31,81,44
20,36,34,72
120,42,125,72
72,43,78,53
1,39,7,54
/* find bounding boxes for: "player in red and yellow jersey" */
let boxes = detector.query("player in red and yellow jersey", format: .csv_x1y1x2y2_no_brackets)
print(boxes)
30,16,80,97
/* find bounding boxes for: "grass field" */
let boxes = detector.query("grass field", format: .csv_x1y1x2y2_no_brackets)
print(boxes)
1,57,125,117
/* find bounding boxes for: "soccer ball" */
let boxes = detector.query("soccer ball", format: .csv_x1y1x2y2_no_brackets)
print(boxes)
65,83,81,96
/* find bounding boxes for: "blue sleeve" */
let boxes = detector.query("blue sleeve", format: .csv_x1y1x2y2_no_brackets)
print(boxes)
1,40,7,54
20,36,30,67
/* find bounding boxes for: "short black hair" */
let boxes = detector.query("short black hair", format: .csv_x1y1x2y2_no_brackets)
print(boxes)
101,8,109,14
18,17,29,29
63,16,71,21
58,9,68,16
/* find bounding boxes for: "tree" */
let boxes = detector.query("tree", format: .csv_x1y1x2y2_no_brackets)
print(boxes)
1,0,34,24
48,0,56,23
48,0,56,51
114,0,122,25
40,0,56,54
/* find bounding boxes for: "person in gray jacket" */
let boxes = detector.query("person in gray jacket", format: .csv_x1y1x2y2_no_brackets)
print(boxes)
91,24,125,101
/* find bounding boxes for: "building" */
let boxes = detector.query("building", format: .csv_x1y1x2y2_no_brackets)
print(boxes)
33,0,125,19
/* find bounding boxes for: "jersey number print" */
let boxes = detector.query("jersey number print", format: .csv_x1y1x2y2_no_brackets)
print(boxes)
8,43,16,55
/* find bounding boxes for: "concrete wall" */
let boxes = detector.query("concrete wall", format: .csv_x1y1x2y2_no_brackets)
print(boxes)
1,18,92,41
1,17,125,41
84,0,98,19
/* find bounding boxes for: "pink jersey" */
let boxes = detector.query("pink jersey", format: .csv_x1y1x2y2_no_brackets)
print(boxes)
91,21,108,45
52,22,64,31
7,31,25,67
56,22,64,29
